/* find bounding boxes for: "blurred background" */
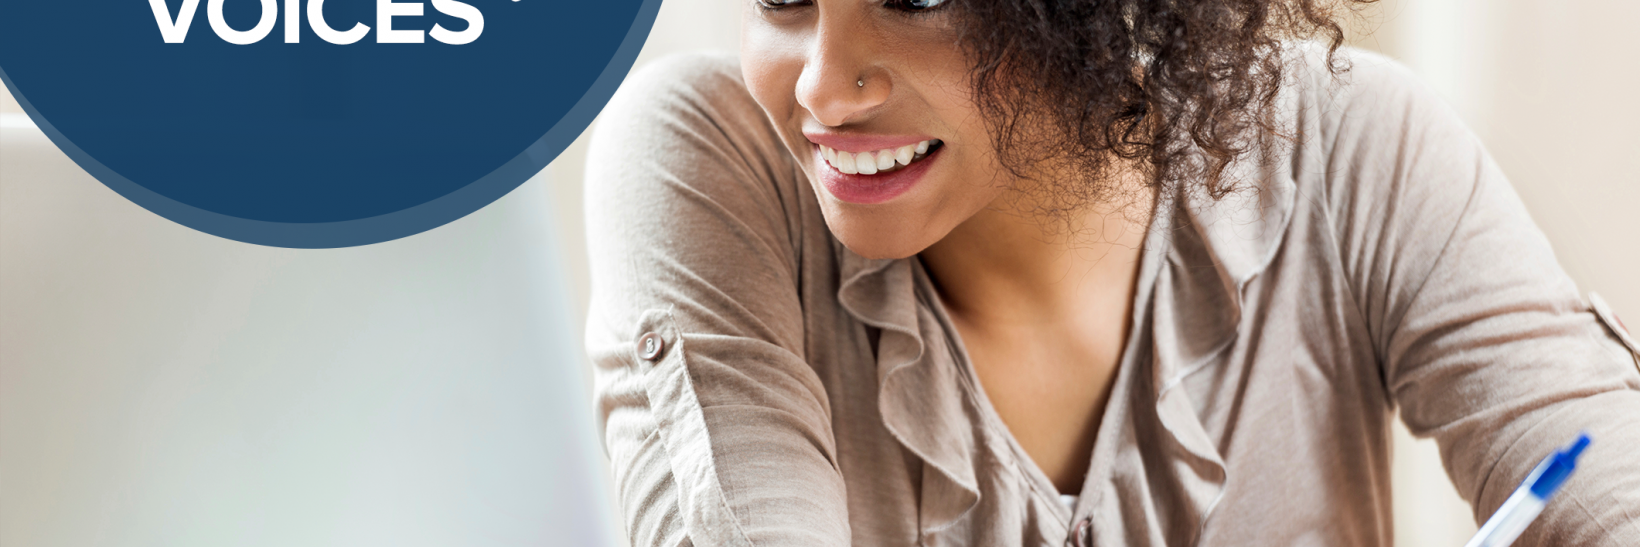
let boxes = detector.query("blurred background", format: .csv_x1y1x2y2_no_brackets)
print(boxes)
3,0,1635,546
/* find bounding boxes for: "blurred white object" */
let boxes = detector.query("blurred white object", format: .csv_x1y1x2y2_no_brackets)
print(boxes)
0,113,615,547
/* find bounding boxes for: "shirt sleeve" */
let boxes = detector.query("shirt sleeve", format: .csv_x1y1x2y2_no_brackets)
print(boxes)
582,53,851,546
1326,51,1640,544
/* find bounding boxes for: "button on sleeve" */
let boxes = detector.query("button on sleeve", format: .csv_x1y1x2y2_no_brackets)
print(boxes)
638,332,666,361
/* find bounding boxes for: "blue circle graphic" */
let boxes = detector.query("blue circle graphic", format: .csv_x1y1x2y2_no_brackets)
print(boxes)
0,0,660,247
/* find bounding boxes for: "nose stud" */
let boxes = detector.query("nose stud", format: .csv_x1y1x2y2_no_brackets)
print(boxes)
856,80,864,88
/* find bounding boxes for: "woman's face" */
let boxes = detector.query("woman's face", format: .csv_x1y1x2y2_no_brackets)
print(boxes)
741,0,1011,259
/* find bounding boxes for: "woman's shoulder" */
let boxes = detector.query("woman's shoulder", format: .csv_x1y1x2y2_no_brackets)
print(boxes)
587,51,806,230
1280,41,1472,156
601,51,759,128
1283,40,1429,104
1275,41,1489,216
591,51,798,191
1266,41,1514,319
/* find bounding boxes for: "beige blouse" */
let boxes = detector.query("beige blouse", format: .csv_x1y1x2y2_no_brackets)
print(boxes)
583,44,1640,546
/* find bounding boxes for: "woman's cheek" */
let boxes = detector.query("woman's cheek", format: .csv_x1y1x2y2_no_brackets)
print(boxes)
739,23,805,120
738,51,780,114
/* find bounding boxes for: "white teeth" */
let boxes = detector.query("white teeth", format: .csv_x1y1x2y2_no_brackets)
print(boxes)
895,145,914,166
855,152,878,175
816,139,938,175
834,149,858,174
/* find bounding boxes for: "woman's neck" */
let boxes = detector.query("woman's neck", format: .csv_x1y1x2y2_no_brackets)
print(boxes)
917,173,1156,494
919,181,1155,328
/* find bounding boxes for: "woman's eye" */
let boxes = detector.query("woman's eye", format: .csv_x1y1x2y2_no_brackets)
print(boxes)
884,0,948,11
755,0,810,9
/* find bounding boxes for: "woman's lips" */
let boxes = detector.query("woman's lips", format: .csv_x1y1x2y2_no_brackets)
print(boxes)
812,141,943,205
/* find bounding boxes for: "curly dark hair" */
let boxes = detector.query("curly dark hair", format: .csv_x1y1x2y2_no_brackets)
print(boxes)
952,0,1375,213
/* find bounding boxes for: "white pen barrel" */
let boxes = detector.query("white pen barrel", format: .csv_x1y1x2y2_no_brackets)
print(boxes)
1464,488,1546,547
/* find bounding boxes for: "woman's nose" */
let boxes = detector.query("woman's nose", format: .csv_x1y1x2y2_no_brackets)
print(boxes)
794,24,890,127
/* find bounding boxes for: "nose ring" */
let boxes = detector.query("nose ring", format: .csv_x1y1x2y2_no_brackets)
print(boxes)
856,79,864,88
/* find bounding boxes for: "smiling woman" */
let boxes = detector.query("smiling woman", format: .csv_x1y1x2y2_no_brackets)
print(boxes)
582,0,1640,546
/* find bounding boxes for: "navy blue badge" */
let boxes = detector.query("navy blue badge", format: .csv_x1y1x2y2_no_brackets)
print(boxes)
0,0,660,247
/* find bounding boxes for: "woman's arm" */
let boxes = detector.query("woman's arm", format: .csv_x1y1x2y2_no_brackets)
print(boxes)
584,53,850,546
1328,51,1640,544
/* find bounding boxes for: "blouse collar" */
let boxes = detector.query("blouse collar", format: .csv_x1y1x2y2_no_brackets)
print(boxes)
832,143,1298,540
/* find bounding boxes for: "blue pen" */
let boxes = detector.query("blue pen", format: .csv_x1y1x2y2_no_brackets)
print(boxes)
1463,433,1592,547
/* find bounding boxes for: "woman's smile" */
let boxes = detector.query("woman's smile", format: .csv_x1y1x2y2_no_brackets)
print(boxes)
815,138,938,176
806,131,945,204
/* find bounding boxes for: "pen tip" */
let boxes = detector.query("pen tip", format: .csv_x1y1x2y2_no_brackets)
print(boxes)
1565,433,1591,459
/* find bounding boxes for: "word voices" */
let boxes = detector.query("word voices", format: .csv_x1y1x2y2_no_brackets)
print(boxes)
148,0,484,45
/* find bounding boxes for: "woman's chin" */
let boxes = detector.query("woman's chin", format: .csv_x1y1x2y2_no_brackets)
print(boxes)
821,211,942,260
840,239,921,260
